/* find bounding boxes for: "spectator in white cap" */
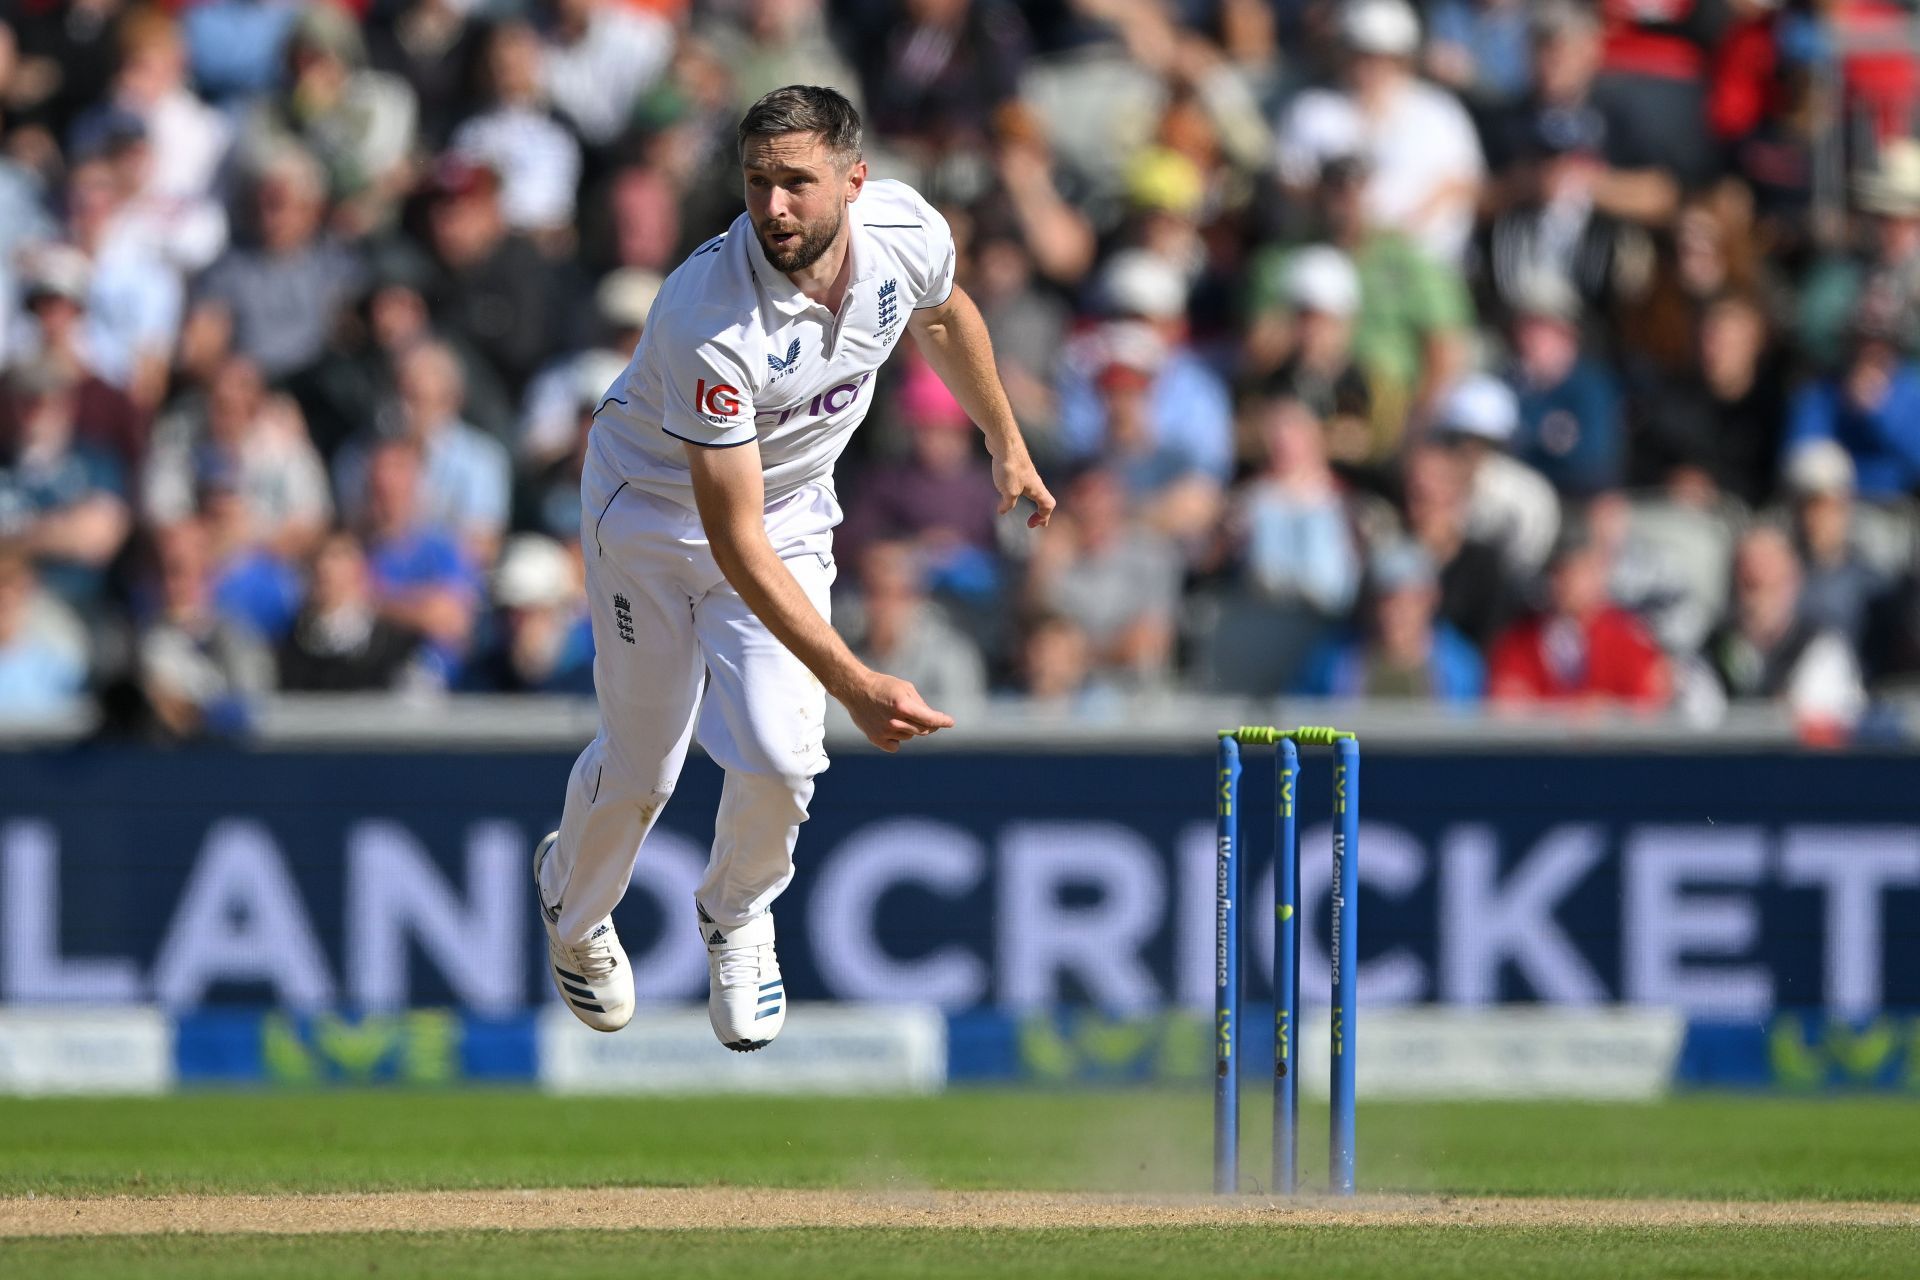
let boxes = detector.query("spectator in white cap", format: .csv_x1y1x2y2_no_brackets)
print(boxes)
1401,440,1521,648
1784,440,1888,646
1432,372,1560,576
469,533,593,693
1286,244,1361,317
1276,0,1486,264
1252,245,1377,468
1247,155,1473,459
1079,320,1224,545
1056,249,1233,487
1800,140,1920,372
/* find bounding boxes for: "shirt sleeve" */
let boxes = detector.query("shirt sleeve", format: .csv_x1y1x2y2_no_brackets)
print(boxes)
913,198,957,310
658,326,758,448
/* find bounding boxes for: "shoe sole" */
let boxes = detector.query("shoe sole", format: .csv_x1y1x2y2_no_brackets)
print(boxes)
725,1040,770,1052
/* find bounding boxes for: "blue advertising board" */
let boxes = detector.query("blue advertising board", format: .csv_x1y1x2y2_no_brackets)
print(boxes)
3,747,1918,1019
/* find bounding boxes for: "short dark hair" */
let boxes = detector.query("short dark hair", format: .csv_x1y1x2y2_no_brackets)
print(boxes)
737,85,862,166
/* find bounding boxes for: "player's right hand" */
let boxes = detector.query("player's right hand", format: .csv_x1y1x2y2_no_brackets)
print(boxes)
844,672,955,753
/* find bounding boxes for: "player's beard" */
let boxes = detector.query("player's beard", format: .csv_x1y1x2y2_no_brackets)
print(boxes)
755,206,843,274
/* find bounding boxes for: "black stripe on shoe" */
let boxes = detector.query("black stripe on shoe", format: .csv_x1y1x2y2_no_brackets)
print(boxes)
570,999,606,1013
554,966,588,984
562,982,597,1001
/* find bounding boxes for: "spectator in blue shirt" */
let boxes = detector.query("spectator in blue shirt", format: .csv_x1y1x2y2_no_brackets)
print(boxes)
1783,440,1890,646
1509,277,1623,496
0,364,132,608
1055,250,1234,484
0,546,87,719
358,435,481,685
181,0,299,103
1784,301,1920,500
1426,0,1534,109
200,476,304,642
1230,395,1360,618
1297,541,1486,700
335,339,511,568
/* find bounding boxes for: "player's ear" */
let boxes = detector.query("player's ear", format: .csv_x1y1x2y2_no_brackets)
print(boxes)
845,159,867,203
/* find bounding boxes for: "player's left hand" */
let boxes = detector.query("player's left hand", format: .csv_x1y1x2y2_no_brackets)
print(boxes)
994,455,1056,529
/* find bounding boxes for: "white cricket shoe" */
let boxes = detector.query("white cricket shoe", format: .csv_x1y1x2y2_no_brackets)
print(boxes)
534,832,634,1032
702,908,784,1051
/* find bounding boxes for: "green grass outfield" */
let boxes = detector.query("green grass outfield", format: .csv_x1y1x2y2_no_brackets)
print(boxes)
3,1091,1917,1278
7,1225,1919,1280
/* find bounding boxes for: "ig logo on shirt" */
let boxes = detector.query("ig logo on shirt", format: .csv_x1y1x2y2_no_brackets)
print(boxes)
694,379,741,418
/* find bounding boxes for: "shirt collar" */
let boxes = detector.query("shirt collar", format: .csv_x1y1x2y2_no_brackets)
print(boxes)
743,201,876,318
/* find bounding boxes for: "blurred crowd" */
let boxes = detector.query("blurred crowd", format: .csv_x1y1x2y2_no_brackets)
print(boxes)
4,0,1920,740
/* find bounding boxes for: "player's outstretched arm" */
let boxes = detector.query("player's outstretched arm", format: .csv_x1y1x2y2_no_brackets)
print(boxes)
908,286,1056,529
682,440,956,752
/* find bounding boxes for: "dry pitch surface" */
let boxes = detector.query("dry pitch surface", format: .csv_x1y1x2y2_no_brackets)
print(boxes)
5,1188,1918,1237
8,1099,1920,1278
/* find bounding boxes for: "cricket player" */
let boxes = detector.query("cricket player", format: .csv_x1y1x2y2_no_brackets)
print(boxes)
533,86,1055,1050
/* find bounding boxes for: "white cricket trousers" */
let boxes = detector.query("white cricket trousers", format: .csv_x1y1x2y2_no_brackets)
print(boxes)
538,460,835,944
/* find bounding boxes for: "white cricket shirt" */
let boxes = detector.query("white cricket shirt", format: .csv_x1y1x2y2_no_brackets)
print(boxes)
588,178,957,511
